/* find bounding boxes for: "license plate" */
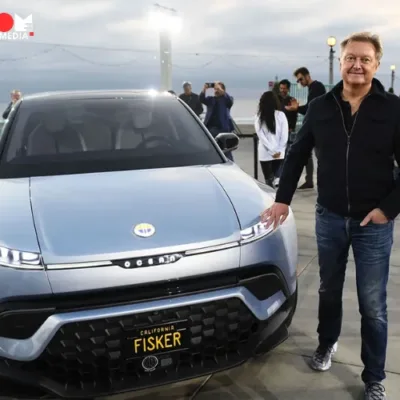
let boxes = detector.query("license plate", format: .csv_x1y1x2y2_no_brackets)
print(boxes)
130,321,188,356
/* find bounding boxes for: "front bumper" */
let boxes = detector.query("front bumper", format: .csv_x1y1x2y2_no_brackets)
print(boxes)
0,266,297,399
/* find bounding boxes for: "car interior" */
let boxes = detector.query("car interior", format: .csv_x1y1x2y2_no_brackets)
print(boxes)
7,101,210,160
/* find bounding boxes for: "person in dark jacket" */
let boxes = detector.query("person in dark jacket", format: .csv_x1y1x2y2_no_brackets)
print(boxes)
179,82,203,117
274,79,298,186
2,89,22,119
261,32,400,400
200,81,234,161
278,79,298,132
286,67,326,190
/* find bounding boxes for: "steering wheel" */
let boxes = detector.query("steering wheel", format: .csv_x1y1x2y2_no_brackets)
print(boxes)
136,136,175,150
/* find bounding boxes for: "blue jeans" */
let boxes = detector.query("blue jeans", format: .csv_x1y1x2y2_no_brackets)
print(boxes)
315,204,394,383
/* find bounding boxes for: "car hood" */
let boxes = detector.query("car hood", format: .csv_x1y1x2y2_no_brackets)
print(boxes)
206,164,275,229
30,167,241,264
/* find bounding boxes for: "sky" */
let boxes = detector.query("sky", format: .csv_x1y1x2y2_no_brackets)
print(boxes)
0,0,400,104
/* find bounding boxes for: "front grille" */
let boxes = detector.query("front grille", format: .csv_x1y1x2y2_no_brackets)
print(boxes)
4,297,259,398
0,264,288,340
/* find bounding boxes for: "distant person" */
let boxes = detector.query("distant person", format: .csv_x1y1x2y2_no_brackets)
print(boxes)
275,79,298,186
278,79,298,133
254,91,288,187
200,81,234,161
261,31,400,400
179,82,203,117
2,89,22,119
286,67,326,190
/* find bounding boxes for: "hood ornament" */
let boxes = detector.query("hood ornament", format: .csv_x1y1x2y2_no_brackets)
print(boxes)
133,223,156,238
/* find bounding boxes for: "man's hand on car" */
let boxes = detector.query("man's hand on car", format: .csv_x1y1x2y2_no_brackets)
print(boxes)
261,202,289,230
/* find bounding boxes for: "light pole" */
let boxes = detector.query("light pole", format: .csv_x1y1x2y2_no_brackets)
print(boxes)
148,4,182,92
327,36,336,85
390,65,396,91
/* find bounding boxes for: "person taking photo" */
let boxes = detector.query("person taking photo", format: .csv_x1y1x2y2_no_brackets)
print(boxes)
200,81,234,161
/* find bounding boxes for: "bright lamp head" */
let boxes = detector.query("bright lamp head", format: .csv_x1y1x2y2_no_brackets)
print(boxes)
240,221,274,244
0,246,42,269
148,9,183,34
327,36,336,47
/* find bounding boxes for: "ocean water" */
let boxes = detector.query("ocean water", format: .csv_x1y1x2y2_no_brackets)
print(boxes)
230,98,258,124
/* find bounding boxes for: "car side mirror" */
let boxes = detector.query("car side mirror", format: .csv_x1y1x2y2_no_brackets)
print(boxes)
215,132,239,153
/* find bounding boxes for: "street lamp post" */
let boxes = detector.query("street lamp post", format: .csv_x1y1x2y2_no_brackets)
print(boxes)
148,4,182,92
327,36,336,85
390,65,396,91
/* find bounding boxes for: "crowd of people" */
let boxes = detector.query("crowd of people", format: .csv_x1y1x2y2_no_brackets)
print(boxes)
170,81,235,161
172,65,399,197
254,68,327,189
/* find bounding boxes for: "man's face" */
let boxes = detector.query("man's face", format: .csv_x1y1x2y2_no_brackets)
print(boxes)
296,74,309,87
214,83,224,97
340,41,379,87
183,84,191,95
11,92,21,102
279,84,289,97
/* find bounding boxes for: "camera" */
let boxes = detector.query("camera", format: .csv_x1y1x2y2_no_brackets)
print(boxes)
206,82,215,88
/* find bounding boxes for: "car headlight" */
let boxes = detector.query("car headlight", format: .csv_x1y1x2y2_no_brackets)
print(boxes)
240,221,274,244
0,247,42,269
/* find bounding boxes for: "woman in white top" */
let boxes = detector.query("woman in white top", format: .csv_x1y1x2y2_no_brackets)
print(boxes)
254,91,289,187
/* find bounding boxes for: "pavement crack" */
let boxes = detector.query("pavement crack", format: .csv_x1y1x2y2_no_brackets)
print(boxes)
189,374,212,399
297,253,318,277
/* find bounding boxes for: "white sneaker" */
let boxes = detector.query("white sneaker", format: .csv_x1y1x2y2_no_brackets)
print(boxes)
309,342,338,371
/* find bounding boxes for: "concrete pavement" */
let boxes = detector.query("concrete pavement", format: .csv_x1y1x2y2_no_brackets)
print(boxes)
103,137,400,399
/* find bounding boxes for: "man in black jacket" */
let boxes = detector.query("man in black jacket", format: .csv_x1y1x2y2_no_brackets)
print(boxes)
278,79,298,132
274,79,298,186
179,82,203,117
286,67,326,190
261,32,400,400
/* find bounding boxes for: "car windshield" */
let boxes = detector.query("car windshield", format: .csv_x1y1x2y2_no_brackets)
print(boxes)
0,95,223,178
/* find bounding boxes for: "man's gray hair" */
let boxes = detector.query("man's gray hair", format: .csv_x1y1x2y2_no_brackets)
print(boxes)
340,32,383,61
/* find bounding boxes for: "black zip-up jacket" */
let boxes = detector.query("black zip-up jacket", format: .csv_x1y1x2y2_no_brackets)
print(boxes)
276,78,400,220
297,80,326,115
179,93,203,117
279,95,298,132
2,102,12,119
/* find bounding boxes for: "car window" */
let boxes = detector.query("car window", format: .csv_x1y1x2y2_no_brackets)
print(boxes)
0,96,223,178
